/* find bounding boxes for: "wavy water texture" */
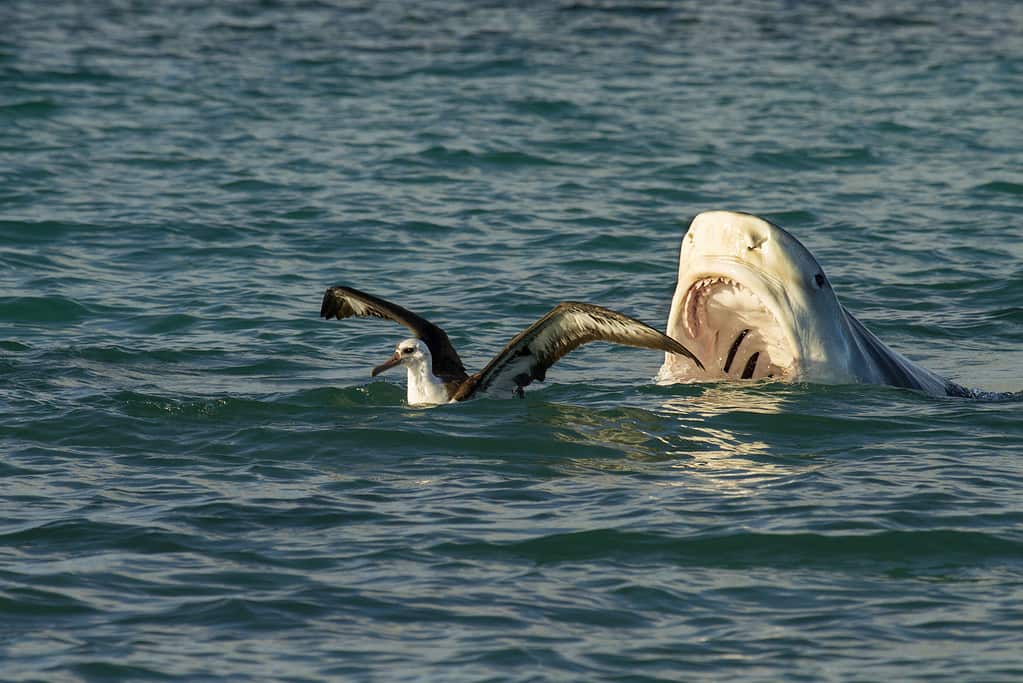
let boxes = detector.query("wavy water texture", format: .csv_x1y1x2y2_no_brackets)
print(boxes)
1,1,1022,682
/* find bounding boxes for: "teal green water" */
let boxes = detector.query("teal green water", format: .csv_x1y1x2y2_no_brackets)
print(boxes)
2,2,1023,681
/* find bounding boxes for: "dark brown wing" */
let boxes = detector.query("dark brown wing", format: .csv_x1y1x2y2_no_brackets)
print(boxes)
320,286,468,381
450,302,703,400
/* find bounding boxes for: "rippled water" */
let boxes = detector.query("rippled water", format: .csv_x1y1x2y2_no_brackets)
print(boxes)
2,1,1022,681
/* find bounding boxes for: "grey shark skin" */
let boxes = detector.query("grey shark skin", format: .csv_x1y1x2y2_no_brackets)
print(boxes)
657,211,974,397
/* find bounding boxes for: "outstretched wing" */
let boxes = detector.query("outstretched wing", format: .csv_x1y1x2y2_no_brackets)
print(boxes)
320,285,468,381
451,302,703,400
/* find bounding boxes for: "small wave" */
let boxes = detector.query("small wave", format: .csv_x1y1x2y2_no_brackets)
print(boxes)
0,518,194,554
967,389,1023,403
0,99,60,118
284,384,405,408
0,460,42,476
508,97,586,118
561,3,674,16
136,313,203,334
578,234,655,252
219,178,289,193
66,662,169,681
23,66,119,84
435,528,1023,567
418,57,528,79
0,340,31,352
858,13,937,28
69,344,220,364
973,181,1023,196
763,209,819,226
562,257,663,274
115,392,301,420
636,185,708,203
209,358,311,377
408,145,566,169
0,586,98,617
114,384,404,420
148,595,328,630
0,219,97,244
0,296,94,324
751,146,878,169
208,20,277,33
281,206,330,220
178,500,386,534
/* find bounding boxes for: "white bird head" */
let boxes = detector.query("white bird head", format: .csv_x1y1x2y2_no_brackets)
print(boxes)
371,338,431,377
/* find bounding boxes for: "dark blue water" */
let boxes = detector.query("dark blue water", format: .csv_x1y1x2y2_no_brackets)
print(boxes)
2,1,1022,681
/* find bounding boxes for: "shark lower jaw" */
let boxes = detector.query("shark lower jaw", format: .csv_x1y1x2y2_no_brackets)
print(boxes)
666,275,797,381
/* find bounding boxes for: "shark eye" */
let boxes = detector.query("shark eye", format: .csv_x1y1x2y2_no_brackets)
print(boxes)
815,272,827,288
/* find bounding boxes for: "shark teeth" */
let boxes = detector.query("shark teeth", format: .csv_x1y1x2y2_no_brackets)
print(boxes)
683,277,743,339
678,276,795,380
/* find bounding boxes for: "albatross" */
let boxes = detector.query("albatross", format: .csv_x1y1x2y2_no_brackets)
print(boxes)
320,286,704,405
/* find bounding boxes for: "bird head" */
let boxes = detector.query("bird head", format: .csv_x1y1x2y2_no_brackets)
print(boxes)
372,338,430,377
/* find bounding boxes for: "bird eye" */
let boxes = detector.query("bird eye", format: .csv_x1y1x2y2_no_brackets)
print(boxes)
402,347,414,354
814,272,827,288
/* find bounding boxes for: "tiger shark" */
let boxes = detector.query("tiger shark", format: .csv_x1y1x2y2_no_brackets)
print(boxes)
656,210,974,397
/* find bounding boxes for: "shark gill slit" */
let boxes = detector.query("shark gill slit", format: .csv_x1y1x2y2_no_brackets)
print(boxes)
723,328,750,373
740,351,760,380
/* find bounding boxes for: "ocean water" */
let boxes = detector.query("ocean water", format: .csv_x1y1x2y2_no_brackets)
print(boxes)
2,1,1022,681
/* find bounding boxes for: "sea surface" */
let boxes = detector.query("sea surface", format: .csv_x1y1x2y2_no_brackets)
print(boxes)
2,1,1022,681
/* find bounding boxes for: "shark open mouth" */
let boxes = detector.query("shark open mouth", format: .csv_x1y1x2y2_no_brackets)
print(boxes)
676,277,795,380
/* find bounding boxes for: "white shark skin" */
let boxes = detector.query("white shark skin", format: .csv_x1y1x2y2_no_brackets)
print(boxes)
656,211,971,397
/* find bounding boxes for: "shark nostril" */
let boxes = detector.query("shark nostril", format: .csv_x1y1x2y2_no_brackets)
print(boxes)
747,235,768,251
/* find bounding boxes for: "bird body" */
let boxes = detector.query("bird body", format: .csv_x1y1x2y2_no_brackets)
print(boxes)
321,286,703,405
371,338,455,404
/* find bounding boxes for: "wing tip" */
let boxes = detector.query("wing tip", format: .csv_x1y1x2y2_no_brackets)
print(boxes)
320,286,346,320
667,337,705,370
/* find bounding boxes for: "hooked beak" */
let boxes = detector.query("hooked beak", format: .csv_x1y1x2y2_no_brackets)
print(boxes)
371,352,402,377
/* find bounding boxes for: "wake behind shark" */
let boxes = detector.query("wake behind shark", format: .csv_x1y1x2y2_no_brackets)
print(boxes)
657,210,996,398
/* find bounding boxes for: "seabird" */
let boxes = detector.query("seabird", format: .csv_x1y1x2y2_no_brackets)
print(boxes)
320,286,704,405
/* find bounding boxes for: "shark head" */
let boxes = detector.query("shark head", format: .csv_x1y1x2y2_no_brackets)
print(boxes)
658,210,860,384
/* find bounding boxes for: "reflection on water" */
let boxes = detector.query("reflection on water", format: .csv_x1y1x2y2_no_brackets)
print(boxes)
524,382,814,487
528,400,668,469
650,383,815,492
657,383,793,459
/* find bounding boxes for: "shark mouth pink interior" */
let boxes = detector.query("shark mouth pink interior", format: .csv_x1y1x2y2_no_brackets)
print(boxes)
673,276,795,381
